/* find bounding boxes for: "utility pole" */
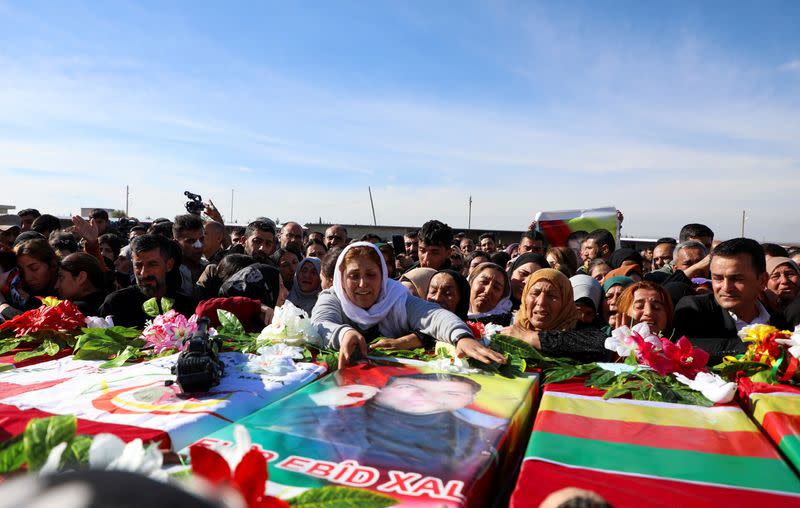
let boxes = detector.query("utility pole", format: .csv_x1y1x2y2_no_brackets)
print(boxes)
468,195,472,231
368,187,377,226
125,185,129,216
741,210,746,237
230,189,234,224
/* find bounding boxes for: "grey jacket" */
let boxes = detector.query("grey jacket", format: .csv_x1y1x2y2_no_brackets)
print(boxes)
310,288,473,349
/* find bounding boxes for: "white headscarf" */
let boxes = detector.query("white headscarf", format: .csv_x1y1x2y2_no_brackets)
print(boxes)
333,241,408,334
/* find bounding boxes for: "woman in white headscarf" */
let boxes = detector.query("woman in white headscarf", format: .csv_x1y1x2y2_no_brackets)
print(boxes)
311,242,505,369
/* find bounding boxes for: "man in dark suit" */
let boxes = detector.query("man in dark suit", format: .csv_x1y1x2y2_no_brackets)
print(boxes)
673,238,787,362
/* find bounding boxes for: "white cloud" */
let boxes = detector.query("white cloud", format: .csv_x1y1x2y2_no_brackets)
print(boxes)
779,59,800,72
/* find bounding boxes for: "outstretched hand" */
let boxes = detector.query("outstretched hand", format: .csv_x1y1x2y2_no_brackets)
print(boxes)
370,334,424,350
71,215,98,244
339,329,368,370
455,337,506,365
204,199,224,224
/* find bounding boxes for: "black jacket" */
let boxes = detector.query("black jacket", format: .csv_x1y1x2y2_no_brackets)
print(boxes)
784,297,800,329
673,293,788,362
99,286,196,328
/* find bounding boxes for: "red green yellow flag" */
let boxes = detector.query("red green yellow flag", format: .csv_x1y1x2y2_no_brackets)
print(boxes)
510,381,800,508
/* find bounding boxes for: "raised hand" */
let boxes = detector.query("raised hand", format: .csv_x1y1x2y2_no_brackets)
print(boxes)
72,215,98,244
204,199,224,224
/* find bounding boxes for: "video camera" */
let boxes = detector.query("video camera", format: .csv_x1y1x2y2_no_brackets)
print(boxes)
184,191,204,216
171,317,225,393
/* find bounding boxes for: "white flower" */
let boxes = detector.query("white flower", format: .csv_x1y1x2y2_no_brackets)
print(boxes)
428,355,480,374
243,344,305,375
483,323,503,340
84,316,115,328
257,344,305,360
775,326,800,359
38,442,68,475
258,301,319,346
674,372,737,404
604,322,661,357
89,434,167,481
596,362,644,375
204,425,253,471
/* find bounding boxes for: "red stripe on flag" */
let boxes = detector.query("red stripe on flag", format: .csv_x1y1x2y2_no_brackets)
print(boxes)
0,378,75,400
538,220,574,248
509,459,798,508
543,379,605,396
0,347,73,368
0,403,171,449
535,410,776,458
761,411,800,443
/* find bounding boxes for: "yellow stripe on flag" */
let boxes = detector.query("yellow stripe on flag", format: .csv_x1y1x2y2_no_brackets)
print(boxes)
751,393,800,420
541,392,754,432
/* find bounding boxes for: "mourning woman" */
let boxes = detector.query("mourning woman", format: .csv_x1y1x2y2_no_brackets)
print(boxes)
507,253,548,310
287,257,322,314
11,238,59,311
467,263,512,326
610,281,674,336
502,268,612,362
271,247,302,290
399,267,437,298
311,242,505,368
427,269,470,320
56,253,108,315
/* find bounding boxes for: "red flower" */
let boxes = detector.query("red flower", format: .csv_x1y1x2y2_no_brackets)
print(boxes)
752,331,785,364
633,336,674,375
0,299,85,337
661,337,710,378
190,443,289,508
466,321,485,339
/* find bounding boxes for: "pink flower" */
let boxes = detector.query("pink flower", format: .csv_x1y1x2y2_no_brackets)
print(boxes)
141,311,198,354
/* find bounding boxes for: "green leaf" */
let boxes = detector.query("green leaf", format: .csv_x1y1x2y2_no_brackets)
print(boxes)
544,363,599,384
59,435,93,469
587,369,617,387
99,345,139,368
287,486,397,508
490,334,540,359
435,346,450,360
73,338,124,360
370,348,430,360
603,386,631,399
321,352,339,371
0,364,13,372
0,339,23,356
0,435,26,473
498,354,527,378
104,327,143,341
713,360,770,380
160,297,174,313
13,340,60,362
217,310,245,336
23,415,78,471
142,298,160,317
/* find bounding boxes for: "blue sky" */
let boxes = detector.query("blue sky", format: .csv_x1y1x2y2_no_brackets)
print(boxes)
1,1,799,241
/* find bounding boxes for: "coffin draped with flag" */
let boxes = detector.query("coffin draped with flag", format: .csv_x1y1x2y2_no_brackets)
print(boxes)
509,381,800,507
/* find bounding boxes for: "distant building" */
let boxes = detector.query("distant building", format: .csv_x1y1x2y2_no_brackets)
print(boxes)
0,205,15,215
80,207,114,217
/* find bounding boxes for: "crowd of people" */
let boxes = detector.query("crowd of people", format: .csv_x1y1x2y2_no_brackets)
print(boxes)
2,203,800,368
